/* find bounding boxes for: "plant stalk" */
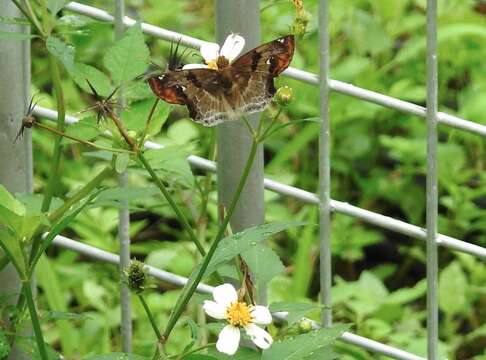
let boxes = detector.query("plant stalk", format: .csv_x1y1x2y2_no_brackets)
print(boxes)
23,281,48,360
161,138,260,342
138,294,163,342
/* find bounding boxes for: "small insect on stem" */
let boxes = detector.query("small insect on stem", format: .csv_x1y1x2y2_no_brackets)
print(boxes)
14,95,38,143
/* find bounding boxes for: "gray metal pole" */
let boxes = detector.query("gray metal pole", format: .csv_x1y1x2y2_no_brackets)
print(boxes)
318,0,332,327
114,0,132,352
426,0,439,358
215,1,265,301
0,2,33,360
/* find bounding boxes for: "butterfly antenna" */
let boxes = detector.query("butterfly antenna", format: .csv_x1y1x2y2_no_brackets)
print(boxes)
86,79,101,100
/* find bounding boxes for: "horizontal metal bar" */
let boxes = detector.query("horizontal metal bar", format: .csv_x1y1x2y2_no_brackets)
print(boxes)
52,235,425,360
33,106,486,260
64,1,486,137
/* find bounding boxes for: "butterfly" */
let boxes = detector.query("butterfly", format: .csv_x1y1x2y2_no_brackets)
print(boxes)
148,34,295,127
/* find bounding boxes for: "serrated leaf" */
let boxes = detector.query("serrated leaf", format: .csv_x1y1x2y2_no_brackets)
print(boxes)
269,302,318,325
261,324,349,360
242,244,284,288
143,146,194,188
122,99,169,134
0,31,38,40
71,63,112,97
103,23,149,84
47,0,70,14
115,153,130,173
205,222,303,277
46,36,75,73
83,353,148,360
147,103,170,137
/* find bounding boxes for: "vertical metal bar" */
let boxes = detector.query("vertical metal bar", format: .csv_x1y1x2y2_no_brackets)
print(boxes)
426,0,438,358
318,0,332,327
215,1,265,302
114,0,132,352
0,3,32,360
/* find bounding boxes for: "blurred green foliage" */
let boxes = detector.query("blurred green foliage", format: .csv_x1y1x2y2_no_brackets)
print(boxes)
4,0,485,359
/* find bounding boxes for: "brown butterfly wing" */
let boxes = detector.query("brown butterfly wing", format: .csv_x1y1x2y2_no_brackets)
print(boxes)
149,69,234,126
148,35,295,126
226,34,295,114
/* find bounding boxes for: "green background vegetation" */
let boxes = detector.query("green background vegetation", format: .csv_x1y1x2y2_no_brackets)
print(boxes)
13,0,486,359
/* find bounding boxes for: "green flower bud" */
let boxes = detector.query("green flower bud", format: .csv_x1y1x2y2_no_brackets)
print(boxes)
298,318,313,333
276,86,294,107
125,260,148,294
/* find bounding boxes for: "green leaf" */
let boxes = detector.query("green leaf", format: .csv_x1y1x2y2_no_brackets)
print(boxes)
261,324,348,360
0,330,10,358
269,302,318,325
143,146,194,188
122,99,170,134
71,63,113,97
43,311,91,321
242,244,284,288
205,222,303,278
207,347,260,359
64,116,101,144
83,353,149,360
47,0,70,14
46,36,75,73
115,153,130,173
0,31,38,40
0,16,31,25
439,262,467,316
184,356,218,360
147,103,171,137
0,184,25,215
103,23,149,84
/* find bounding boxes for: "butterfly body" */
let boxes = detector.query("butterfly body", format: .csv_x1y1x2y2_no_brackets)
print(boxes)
148,35,295,126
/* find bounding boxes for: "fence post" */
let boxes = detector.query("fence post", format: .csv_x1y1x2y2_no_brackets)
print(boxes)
426,0,439,358
114,0,132,352
215,0,265,301
318,0,332,327
0,2,33,359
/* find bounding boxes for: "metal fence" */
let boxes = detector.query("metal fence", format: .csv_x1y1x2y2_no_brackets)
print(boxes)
8,0,486,359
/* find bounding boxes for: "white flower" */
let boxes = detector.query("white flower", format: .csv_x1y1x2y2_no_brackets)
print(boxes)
203,283,273,355
182,34,245,71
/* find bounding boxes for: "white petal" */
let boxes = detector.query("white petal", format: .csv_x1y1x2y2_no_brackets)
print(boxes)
245,324,273,350
212,283,238,308
200,41,220,63
203,300,226,320
182,63,209,70
251,305,272,325
216,325,241,355
220,33,245,62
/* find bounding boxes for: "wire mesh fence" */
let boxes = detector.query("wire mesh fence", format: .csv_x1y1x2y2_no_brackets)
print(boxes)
10,1,486,359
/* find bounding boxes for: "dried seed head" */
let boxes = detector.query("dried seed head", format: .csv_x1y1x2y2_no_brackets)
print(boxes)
125,259,148,294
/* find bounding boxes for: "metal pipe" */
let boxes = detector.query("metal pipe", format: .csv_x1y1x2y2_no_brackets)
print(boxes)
32,106,486,260
215,0,266,303
114,0,132,352
318,0,332,327
0,3,32,359
62,1,486,138
426,0,439,358
51,236,425,360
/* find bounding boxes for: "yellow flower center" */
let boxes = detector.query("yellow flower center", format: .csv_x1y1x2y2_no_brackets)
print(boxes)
226,302,252,327
206,60,218,70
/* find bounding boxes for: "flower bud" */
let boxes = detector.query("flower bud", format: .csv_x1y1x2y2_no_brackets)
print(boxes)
276,86,294,107
298,318,313,333
125,260,148,294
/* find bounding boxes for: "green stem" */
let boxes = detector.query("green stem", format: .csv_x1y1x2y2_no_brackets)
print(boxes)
137,152,205,255
40,56,66,213
138,98,160,147
23,281,48,360
35,121,134,155
138,294,163,341
11,0,45,37
161,138,260,342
